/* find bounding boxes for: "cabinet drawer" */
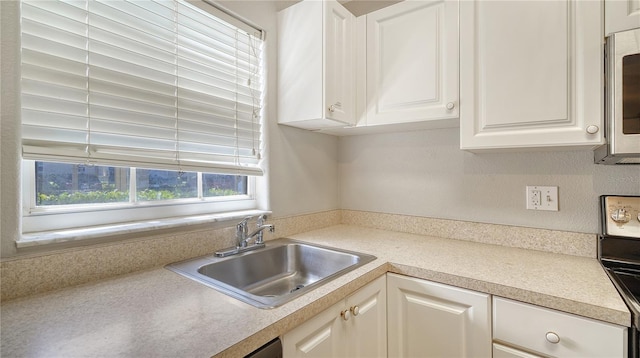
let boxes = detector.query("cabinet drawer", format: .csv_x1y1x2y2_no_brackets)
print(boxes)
493,297,627,357
493,343,543,358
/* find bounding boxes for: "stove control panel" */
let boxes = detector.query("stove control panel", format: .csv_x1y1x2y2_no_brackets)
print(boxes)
603,196,640,238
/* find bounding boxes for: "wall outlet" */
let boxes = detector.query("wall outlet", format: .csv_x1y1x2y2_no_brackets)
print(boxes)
526,186,558,211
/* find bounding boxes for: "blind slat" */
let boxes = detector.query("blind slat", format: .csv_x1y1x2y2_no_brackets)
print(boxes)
23,144,262,175
21,0,264,175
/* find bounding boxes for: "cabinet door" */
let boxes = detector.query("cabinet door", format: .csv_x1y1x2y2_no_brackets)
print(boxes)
365,0,459,126
605,0,640,35
277,0,354,130
346,275,387,358
325,1,355,125
282,301,345,358
277,0,323,127
387,273,491,358
460,0,603,150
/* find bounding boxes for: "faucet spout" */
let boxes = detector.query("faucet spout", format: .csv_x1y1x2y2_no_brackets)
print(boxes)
217,216,274,257
246,224,275,245
233,215,275,249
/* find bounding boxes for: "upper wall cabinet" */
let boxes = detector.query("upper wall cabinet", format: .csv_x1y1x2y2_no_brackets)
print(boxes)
459,0,604,151
605,0,640,35
362,0,459,128
277,0,355,130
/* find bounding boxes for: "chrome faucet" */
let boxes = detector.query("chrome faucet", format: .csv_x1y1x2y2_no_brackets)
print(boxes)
236,214,274,248
216,215,275,257
253,214,274,245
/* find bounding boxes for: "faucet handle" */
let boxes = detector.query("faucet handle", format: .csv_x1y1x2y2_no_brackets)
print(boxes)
236,216,253,243
237,216,252,232
257,214,267,226
239,216,253,226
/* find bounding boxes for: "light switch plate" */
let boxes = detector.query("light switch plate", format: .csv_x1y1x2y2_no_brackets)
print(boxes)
526,186,559,211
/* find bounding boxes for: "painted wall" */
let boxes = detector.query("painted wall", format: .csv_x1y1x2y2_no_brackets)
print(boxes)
1,0,22,258
339,127,640,234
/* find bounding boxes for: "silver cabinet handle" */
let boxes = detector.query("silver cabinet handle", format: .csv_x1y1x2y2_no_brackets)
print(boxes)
545,331,560,344
586,125,599,134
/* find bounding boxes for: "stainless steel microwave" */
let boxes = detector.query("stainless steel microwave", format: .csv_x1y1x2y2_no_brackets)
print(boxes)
595,28,640,165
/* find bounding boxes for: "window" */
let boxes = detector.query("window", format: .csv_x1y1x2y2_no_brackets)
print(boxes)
19,0,266,240
32,161,248,206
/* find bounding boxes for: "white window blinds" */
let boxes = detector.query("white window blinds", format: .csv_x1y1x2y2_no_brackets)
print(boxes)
21,0,264,176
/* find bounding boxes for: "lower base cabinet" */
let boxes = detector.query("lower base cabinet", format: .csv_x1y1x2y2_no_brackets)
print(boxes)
282,275,387,357
387,273,492,357
282,273,627,358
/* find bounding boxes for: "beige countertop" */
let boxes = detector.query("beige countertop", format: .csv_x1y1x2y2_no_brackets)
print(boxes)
0,225,630,357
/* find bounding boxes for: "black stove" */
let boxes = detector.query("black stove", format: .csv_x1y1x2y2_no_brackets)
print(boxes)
599,195,640,358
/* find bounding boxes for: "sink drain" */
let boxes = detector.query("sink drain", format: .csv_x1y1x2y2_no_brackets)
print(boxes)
289,284,305,293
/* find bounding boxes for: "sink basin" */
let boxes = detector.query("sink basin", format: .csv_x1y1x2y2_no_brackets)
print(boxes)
166,238,376,308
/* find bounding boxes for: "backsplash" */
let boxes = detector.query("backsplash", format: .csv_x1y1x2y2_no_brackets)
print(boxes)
0,209,595,302
342,210,596,258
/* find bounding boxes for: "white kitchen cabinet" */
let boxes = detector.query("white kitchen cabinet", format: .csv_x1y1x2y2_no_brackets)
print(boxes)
605,0,640,35
282,275,386,358
361,0,459,128
493,297,628,357
460,0,604,151
277,0,355,130
387,273,491,358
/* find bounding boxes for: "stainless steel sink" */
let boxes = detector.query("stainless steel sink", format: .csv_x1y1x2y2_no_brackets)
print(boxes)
166,238,376,308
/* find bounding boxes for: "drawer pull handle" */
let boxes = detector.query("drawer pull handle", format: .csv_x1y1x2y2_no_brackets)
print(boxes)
340,309,350,321
545,332,560,344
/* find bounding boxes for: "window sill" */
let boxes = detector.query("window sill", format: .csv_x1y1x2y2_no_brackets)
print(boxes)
18,209,270,249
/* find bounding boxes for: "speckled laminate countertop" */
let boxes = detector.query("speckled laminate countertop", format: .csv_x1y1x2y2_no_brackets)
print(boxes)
0,225,630,357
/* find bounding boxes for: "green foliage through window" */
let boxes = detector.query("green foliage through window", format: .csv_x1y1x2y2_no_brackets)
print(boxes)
35,162,248,207
37,190,129,205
